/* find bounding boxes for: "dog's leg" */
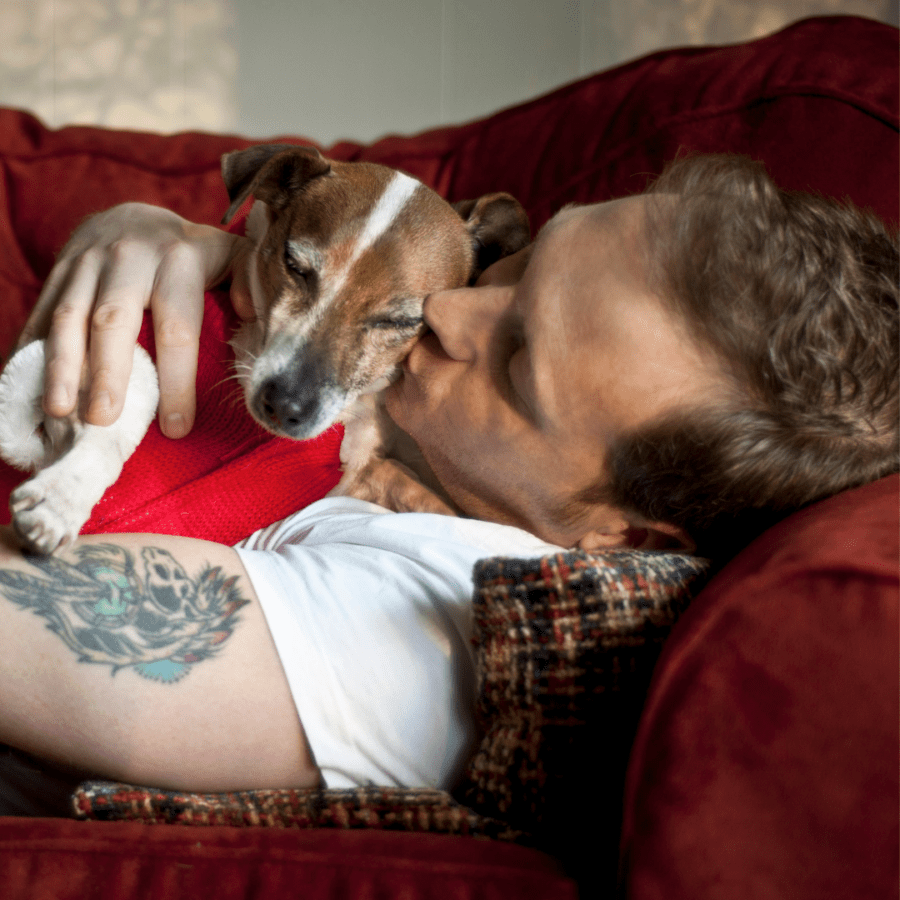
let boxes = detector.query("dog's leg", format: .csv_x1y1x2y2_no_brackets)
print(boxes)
10,421,144,555
0,342,159,554
333,394,457,515
335,457,458,515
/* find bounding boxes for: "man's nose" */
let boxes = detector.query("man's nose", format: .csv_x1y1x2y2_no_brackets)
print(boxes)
423,286,503,362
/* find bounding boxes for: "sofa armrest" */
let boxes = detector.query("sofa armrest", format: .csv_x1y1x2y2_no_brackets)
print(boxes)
621,475,899,899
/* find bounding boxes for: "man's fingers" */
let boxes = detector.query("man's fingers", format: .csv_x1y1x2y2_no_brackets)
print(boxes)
40,253,107,417
152,247,205,438
19,214,109,351
228,242,257,321
154,316,201,439
85,253,154,426
19,207,236,435
156,342,199,439
19,260,73,349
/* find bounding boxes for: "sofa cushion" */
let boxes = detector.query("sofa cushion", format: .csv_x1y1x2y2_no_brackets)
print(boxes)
620,474,899,900
1,817,577,900
73,782,524,840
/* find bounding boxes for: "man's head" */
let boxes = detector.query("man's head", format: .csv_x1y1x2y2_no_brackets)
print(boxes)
598,155,899,558
385,191,723,551
386,155,899,559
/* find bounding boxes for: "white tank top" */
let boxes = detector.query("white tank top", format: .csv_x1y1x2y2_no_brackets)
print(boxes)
234,496,561,789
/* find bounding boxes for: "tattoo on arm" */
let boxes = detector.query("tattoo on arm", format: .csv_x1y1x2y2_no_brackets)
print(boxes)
0,544,249,683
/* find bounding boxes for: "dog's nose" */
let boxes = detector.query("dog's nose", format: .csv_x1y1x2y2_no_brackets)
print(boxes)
257,374,320,438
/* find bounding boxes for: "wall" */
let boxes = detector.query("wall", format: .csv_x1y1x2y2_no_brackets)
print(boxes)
0,0,896,144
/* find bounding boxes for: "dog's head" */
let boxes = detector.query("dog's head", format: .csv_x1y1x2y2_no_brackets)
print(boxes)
221,144,530,440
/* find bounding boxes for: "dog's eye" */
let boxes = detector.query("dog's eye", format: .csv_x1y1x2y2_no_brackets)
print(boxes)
369,315,424,332
283,244,313,284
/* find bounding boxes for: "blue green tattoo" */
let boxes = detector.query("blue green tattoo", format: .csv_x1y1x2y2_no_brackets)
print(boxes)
0,544,248,682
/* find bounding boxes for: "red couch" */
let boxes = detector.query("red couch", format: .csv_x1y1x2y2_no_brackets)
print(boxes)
0,15,897,899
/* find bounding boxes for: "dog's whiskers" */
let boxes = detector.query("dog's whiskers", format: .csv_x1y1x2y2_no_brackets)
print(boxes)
219,383,248,413
209,369,248,393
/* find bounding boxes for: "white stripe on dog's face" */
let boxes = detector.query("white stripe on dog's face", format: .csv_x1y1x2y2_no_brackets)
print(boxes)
248,170,423,391
320,170,421,310
354,171,421,256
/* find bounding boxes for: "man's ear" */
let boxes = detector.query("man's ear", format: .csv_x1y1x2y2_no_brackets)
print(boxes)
220,144,331,223
575,514,695,553
452,193,531,280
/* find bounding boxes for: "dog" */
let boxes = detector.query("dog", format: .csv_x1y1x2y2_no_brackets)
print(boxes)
0,144,530,554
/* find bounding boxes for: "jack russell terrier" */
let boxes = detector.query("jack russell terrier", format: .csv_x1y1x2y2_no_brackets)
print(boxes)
0,144,530,554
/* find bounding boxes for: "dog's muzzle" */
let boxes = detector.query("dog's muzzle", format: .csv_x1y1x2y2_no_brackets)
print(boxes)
253,356,344,440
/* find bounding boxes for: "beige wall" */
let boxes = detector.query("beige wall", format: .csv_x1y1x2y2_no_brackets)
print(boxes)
0,0,896,144
232,0,898,144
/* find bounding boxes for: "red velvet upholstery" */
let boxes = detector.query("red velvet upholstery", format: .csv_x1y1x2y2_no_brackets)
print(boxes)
0,15,896,900
621,475,899,899
0,818,576,899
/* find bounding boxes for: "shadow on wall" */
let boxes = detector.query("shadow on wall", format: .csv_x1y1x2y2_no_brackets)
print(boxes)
0,0,896,142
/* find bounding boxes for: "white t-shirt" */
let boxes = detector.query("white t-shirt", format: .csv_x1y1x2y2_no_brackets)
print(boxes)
234,496,561,790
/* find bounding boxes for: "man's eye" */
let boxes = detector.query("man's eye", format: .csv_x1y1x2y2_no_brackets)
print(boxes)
507,342,536,420
492,324,525,402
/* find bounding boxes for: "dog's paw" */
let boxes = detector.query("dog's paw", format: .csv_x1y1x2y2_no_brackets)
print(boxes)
333,459,458,516
10,474,91,555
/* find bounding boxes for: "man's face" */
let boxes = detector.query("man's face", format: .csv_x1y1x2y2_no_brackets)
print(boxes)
384,196,722,548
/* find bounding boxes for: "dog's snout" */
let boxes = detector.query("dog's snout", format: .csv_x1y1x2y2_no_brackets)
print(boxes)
258,374,321,438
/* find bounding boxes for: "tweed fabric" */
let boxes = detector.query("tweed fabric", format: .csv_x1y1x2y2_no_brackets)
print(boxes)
73,549,707,852
73,782,523,841
455,550,709,887
458,550,709,826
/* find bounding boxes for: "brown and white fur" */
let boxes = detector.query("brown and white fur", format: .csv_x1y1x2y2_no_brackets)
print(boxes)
0,144,530,554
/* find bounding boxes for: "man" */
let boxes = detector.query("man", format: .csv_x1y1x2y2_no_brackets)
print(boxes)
1,155,896,806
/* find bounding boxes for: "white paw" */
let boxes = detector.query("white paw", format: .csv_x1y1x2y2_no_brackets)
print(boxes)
10,472,93,555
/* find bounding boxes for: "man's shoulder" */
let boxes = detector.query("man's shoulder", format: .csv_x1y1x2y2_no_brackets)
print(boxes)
240,496,562,562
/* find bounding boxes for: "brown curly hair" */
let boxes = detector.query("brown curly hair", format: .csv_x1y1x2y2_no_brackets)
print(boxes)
591,155,899,559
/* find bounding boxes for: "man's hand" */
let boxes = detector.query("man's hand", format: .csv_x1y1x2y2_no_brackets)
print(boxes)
19,203,249,438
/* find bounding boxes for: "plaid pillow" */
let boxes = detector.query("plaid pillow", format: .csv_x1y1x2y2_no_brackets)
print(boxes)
455,549,709,882
73,782,523,841
74,548,708,857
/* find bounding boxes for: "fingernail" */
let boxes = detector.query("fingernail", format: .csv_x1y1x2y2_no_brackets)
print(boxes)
164,412,187,439
89,391,113,424
46,384,70,412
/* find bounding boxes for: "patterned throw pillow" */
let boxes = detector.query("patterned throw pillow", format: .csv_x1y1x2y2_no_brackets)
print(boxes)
456,550,709,882
459,550,709,822
73,549,709,854
73,782,523,840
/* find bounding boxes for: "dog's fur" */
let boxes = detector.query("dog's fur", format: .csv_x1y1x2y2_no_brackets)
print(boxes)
0,145,530,553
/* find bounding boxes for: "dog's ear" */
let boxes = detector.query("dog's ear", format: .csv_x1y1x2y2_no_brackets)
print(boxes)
221,144,332,223
453,193,531,281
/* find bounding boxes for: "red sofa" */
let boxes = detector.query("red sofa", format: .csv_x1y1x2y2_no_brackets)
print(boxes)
0,15,897,899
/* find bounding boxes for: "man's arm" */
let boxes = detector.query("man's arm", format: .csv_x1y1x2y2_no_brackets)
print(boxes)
0,528,319,793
